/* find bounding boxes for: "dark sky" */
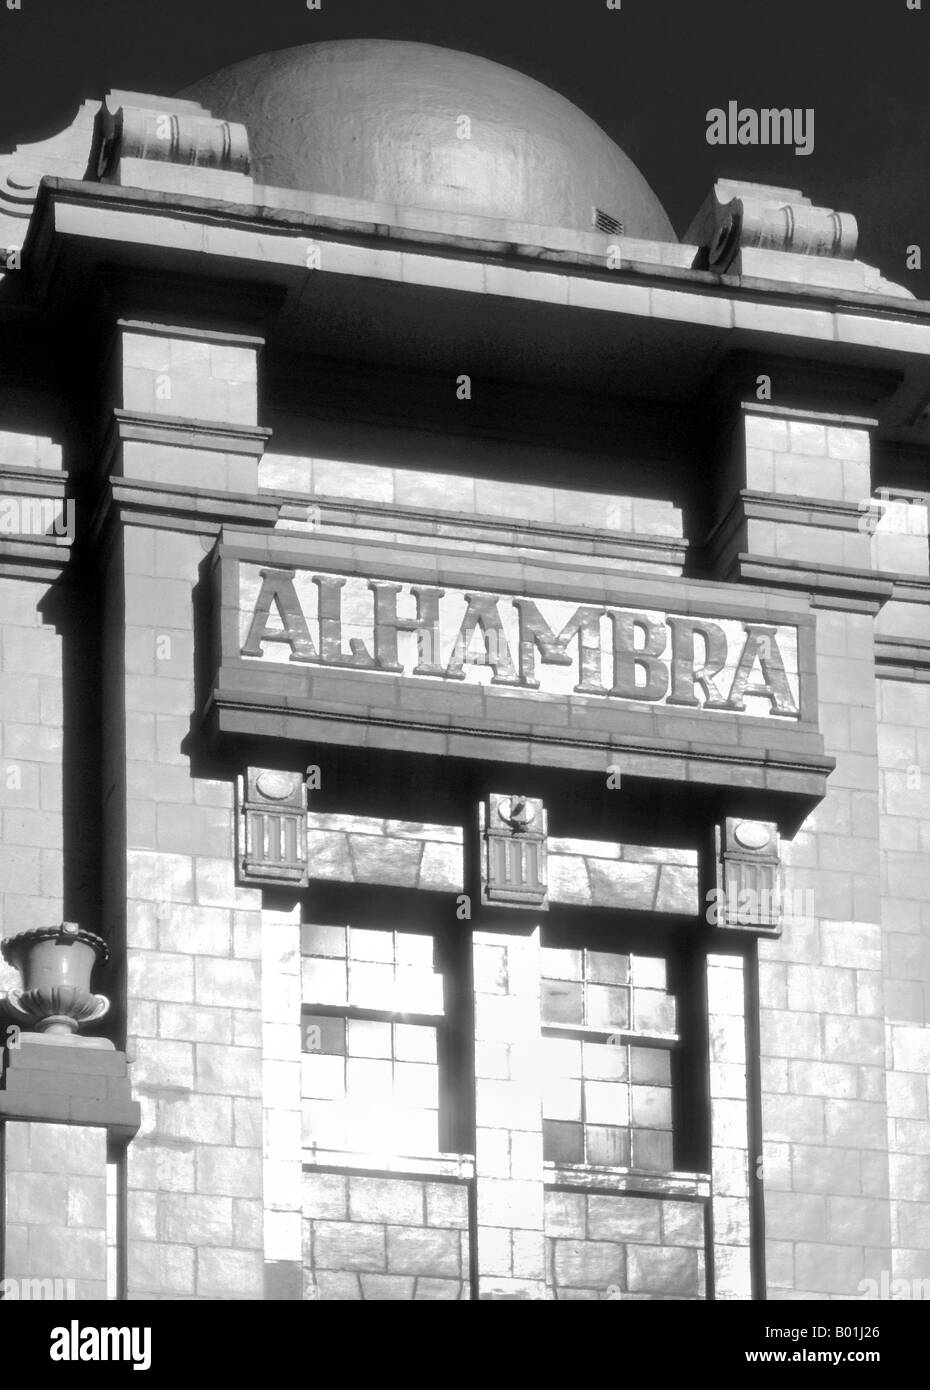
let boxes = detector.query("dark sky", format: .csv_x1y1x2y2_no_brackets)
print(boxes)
0,0,928,294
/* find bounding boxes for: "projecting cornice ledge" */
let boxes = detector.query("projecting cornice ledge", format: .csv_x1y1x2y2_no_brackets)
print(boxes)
730,555,895,614
875,637,930,682
100,410,273,484
87,478,279,551
205,683,835,822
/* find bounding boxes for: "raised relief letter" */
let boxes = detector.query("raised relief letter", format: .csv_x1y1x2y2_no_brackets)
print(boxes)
667,617,730,708
609,612,669,701
446,594,519,685
726,624,798,716
313,576,376,669
241,567,317,662
513,600,606,694
369,581,446,676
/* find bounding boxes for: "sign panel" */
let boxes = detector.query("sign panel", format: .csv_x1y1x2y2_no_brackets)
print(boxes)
236,563,801,720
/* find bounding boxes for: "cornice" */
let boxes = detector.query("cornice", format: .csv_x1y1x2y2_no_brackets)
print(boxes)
731,555,895,613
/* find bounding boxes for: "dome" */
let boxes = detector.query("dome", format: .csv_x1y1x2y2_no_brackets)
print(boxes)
179,39,676,242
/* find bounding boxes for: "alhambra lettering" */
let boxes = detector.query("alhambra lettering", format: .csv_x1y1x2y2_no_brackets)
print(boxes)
237,565,800,717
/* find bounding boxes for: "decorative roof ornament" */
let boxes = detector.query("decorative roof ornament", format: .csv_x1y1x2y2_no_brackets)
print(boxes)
686,179,858,272
94,92,251,185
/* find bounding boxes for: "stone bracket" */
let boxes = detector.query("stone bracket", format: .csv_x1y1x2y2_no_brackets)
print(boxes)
237,767,309,886
479,794,548,910
712,817,782,936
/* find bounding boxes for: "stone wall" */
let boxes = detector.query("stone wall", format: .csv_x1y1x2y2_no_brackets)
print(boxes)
304,1171,471,1300
544,1189,706,1300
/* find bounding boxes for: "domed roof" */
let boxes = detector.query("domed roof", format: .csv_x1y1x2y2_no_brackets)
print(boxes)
180,39,675,242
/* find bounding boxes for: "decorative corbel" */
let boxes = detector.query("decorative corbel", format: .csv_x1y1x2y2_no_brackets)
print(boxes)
237,768,309,886
479,794,548,910
712,818,782,936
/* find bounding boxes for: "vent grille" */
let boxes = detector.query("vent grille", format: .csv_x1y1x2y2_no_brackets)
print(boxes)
594,207,624,236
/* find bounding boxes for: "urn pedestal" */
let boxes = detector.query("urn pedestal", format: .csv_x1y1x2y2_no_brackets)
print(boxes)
0,923,139,1300
1,922,110,1035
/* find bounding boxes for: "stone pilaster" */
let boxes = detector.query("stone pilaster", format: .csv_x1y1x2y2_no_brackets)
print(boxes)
260,901,304,1299
472,928,546,1299
105,315,270,1299
706,953,754,1299
716,401,892,1298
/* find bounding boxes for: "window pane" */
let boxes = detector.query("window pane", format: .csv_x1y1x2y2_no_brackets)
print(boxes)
543,1119,584,1164
349,927,395,962
631,954,667,989
581,1040,628,1081
586,1125,629,1167
393,1061,439,1109
631,1084,673,1129
584,1079,629,1127
585,950,629,985
301,1054,345,1100
347,1018,392,1058
303,1014,346,1056
393,1023,437,1063
541,948,583,981
632,988,677,1035
632,1129,674,1172
302,957,348,1006
395,932,434,967
395,966,443,1014
301,924,346,958
346,1057,393,1101
585,984,629,1032
348,961,394,1009
542,979,584,1025
630,1045,671,1086
303,1100,346,1149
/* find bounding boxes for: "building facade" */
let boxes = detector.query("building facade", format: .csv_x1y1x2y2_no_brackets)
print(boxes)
0,38,928,1301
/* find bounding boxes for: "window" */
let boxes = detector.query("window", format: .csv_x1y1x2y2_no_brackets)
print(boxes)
540,945,678,1172
301,924,445,1157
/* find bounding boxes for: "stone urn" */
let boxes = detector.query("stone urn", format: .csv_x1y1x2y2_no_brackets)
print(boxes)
1,922,110,1035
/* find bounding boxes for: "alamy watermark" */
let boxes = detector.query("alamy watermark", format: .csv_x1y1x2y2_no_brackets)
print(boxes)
706,102,814,157
857,489,929,537
856,1272,930,1300
1,1276,76,1299
0,496,74,544
705,886,814,928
